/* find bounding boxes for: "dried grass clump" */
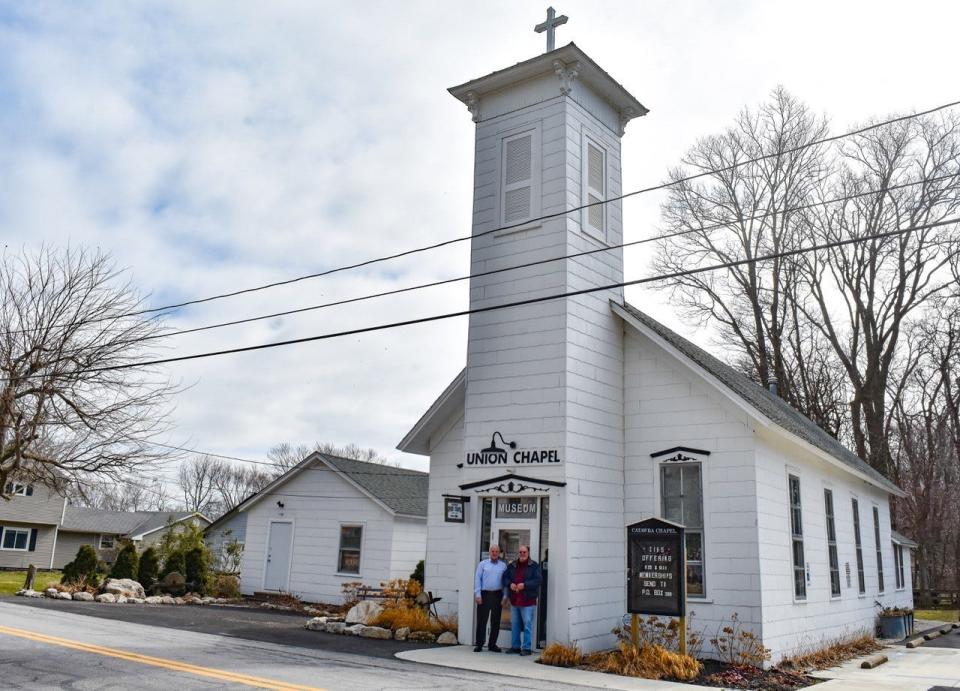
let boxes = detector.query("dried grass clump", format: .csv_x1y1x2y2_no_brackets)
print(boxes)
778,633,881,672
371,604,456,635
598,642,702,681
539,642,584,667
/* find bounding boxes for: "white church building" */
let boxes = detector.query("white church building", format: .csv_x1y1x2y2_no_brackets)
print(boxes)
397,38,914,662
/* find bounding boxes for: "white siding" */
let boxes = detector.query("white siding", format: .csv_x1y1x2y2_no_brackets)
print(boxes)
754,433,910,661
205,511,247,573
389,517,427,581
239,460,397,604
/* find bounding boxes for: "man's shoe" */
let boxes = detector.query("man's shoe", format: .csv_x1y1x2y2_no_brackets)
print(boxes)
488,645,503,653
504,648,521,654
519,649,532,656
473,646,483,652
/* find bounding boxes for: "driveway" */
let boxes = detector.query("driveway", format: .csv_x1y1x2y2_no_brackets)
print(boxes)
2,596,432,659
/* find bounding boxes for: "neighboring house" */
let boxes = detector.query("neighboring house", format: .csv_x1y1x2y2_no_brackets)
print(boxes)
204,504,247,573
0,478,210,569
236,452,427,603
55,507,212,568
397,41,915,662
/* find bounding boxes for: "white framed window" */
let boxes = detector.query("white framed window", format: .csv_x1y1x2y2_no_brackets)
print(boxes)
788,475,806,600
872,506,884,593
893,543,905,590
4,483,32,496
1,527,30,551
660,462,705,598
581,134,607,240
851,498,865,594
337,524,363,575
99,535,115,550
500,128,541,227
824,489,841,598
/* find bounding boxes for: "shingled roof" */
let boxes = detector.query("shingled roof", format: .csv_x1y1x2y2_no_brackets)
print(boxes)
319,454,428,518
616,301,902,495
61,507,204,537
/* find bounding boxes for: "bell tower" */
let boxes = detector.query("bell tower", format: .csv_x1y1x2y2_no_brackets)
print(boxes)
449,31,647,648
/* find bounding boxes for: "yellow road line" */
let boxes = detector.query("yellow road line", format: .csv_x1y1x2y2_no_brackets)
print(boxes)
0,624,325,691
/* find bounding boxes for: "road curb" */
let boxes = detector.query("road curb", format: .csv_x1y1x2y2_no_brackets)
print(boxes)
860,654,888,669
923,631,941,641
906,637,924,648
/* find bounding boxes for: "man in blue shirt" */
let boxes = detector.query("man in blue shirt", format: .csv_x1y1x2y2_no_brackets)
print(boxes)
473,543,508,652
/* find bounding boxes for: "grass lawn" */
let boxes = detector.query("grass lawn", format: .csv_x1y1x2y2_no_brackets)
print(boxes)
915,609,959,622
0,570,62,596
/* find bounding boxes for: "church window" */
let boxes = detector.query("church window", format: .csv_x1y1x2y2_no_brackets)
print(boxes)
824,489,841,597
852,498,865,594
660,463,705,597
581,135,607,239
872,506,884,593
789,475,806,600
501,130,539,226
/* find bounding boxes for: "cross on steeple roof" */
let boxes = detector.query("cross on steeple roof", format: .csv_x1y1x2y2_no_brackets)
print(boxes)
534,6,568,53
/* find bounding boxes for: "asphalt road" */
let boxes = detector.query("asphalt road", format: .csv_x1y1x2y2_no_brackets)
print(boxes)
0,600,590,690
918,622,960,649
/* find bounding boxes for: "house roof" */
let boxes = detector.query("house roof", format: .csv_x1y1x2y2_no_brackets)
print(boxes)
236,453,428,519
61,507,208,537
397,368,466,455
892,530,919,549
615,302,903,496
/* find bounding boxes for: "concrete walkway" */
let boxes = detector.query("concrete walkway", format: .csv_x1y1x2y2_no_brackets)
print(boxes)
395,646,715,690
812,641,960,690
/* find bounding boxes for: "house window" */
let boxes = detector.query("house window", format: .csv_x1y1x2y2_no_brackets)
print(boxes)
99,535,115,550
501,130,539,226
582,136,607,239
4,483,32,496
337,525,363,575
894,543,905,590
824,489,841,597
873,506,884,593
852,498,865,594
1,527,30,550
788,475,806,600
660,463,705,597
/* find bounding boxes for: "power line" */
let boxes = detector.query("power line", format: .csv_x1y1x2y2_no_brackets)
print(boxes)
132,175,960,343
6,98,959,338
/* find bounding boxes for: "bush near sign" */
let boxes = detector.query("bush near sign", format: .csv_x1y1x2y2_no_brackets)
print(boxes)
626,517,686,617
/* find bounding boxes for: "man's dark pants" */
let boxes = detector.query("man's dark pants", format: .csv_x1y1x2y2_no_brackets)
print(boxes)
475,590,503,648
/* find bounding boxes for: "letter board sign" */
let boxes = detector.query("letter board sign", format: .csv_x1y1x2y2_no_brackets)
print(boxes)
626,518,686,617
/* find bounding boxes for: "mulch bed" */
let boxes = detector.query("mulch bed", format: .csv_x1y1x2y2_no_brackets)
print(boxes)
696,660,819,690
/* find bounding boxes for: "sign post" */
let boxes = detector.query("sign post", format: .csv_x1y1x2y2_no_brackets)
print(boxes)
626,517,687,654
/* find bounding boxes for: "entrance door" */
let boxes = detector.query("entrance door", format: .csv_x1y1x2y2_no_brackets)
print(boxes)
264,521,293,591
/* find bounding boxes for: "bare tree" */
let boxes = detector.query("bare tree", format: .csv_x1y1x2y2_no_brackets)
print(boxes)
0,247,175,496
267,440,394,476
212,463,272,512
177,455,222,515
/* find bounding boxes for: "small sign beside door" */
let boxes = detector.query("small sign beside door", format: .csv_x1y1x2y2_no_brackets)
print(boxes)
444,496,465,523
496,496,537,519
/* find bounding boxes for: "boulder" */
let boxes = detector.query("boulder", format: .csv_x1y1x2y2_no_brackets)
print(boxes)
16,589,41,598
159,596,176,605
95,593,116,603
305,617,328,631
407,630,437,643
45,588,59,598
325,622,346,635
57,591,73,600
116,595,128,604
173,597,185,605
128,598,145,604
101,578,146,599
71,591,94,602
201,597,216,605
345,601,383,625
437,632,458,645
359,626,392,640
394,627,410,641
346,623,366,636
182,596,200,605
144,596,163,604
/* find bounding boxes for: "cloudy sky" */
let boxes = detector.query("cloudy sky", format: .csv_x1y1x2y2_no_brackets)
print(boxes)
2,1,958,482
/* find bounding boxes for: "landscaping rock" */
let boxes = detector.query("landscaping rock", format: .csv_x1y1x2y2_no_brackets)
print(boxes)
159,596,176,605
173,597,186,605
95,593,116,603
57,591,73,600
128,598,145,604
182,596,201,605
345,600,383,625
116,595,128,604
305,617,328,631
346,623,365,636
359,626,392,640
325,622,346,635
71,591,94,602
407,630,437,643
45,588,59,598
144,596,163,604
394,627,410,641
16,589,42,598
101,578,146,599
437,632,458,645
201,597,216,605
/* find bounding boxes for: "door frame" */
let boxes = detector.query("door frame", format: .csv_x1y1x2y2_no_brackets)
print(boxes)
262,519,295,592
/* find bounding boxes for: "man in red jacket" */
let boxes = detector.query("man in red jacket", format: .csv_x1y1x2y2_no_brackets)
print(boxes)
502,545,542,655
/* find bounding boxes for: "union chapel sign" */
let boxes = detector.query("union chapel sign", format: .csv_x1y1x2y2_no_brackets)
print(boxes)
464,432,562,467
